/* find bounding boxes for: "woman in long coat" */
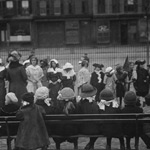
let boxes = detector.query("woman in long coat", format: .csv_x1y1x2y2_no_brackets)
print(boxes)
6,51,27,105
16,92,50,150
0,58,6,108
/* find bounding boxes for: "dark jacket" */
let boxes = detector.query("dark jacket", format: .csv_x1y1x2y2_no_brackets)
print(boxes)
100,106,124,138
6,61,27,105
77,99,101,135
121,105,143,137
0,103,20,136
15,104,50,149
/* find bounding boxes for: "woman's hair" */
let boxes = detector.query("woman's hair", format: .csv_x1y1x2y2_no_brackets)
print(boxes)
30,56,38,65
49,61,59,68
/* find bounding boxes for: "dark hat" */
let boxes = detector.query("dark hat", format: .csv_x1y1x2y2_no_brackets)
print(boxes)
135,60,146,65
124,91,137,105
93,63,104,69
80,83,97,98
99,88,114,101
22,92,34,104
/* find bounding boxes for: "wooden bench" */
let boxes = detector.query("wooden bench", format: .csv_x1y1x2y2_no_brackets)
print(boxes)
0,113,150,150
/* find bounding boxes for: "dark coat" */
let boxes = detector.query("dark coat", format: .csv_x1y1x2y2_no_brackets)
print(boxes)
121,105,143,137
77,99,101,135
134,67,149,97
0,103,20,136
100,106,124,138
0,68,6,107
90,71,105,102
15,104,50,150
6,61,27,105
52,99,78,144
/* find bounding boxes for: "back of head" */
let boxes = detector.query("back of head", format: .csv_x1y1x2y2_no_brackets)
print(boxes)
22,92,34,105
124,91,137,106
5,92,18,105
99,88,114,101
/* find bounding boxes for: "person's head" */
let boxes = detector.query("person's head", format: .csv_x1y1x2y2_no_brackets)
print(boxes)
105,67,115,76
145,94,150,106
116,65,123,73
124,91,137,106
129,62,135,70
63,62,73,72
22,92,34,106
40,59,48,68
81,60,89,68
8,50,22,62
57,87,75,101
5,92,18,105
135,60,146,69
80,83,97,99
34,86,49,102
30,56,38,66
49,59,59,68
99,88,114,101
93,63,104,71
23,59,30,68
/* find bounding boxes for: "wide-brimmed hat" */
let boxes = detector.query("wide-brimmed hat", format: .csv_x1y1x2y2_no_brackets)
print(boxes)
105,67,115,74
99,88,114,101
50,59,58,64
5,92,18,105
23,59,30,65
10,51,22,61
93,63,104,69
35,86,49,101
63,62,73,70
135,60,146,65
22,92,34,104
58,87,75,100
80,83,97,98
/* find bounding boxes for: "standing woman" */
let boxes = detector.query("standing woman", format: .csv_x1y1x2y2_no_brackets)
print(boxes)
61,62,76,90
26,56,44,93
47,59,62,103
0,58,6,108
6,51,27,106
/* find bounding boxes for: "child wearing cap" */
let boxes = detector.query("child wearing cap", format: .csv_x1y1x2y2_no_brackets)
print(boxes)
98,88,125,150
77,83,100,150
121,91,143,150
15,92,50,150
53,87,78,149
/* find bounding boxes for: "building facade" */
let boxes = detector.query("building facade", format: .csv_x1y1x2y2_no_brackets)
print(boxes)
0,0,149,48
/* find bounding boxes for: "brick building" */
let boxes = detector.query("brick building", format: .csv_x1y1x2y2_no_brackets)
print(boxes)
0,0,149,48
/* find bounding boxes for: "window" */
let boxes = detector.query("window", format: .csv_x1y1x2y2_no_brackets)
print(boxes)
112,0,120,13
6,1,13,9
9,22,31,42
97,21,110,43
81,0,88,14
21,0,30,15
97,0,105,14
142,0,150,13
39,0,47,16
54,0,61,15
124,0,137,12
67,0,74,15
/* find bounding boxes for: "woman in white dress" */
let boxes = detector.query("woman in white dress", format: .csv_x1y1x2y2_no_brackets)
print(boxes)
26,56,44,93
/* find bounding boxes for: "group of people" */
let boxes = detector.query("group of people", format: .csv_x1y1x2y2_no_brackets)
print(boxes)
0,50,150,150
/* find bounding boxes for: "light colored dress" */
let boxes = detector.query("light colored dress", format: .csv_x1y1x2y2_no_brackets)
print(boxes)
26,65,44,93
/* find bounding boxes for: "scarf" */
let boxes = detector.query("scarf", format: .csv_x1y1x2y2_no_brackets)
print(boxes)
95,70,102,83
97,99,119,110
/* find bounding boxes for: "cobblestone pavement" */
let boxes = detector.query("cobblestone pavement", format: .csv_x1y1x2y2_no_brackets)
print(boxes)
0,137,148,150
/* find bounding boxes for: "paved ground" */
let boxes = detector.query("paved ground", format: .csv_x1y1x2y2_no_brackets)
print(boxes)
0,45,149,150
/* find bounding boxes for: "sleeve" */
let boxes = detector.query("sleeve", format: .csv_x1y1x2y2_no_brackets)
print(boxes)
20,66,28,82
16,110,24,120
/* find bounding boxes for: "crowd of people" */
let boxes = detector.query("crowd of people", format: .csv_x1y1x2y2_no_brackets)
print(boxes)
0,50,150,150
